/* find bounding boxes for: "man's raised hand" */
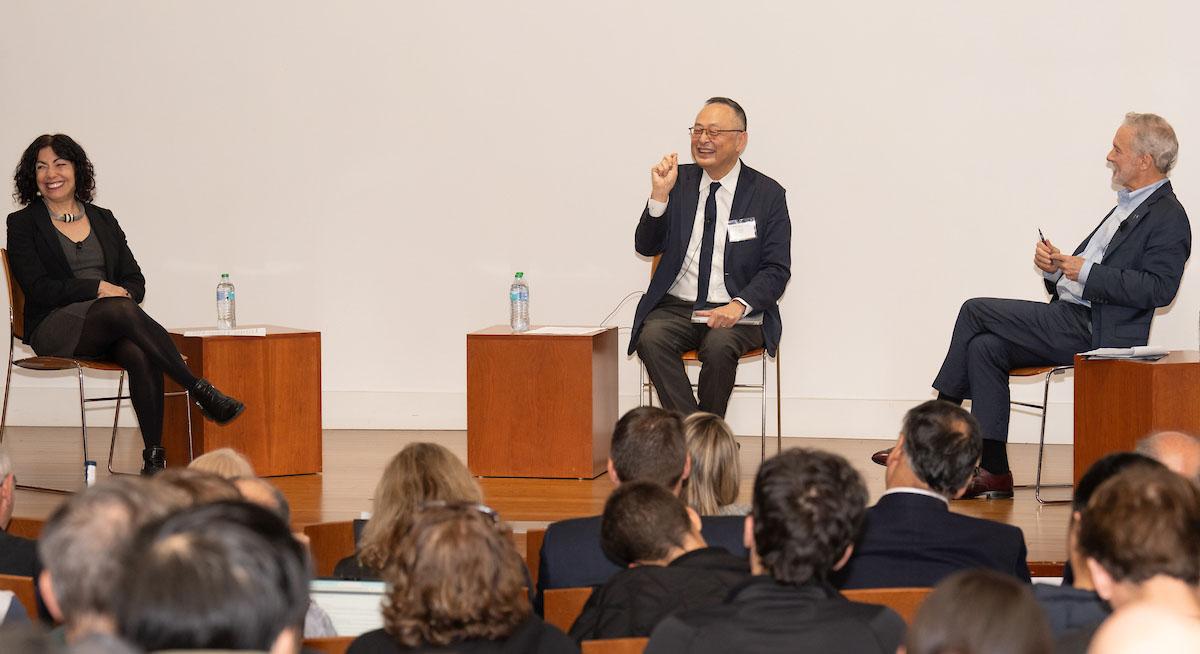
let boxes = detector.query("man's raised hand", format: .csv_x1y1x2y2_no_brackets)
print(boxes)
650,153,679,203
1034,239,1061,273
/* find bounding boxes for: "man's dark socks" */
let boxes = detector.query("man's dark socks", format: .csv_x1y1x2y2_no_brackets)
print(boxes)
981,439,1010,474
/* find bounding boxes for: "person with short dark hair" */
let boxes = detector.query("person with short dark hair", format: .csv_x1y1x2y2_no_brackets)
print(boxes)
1056,465,1200,653
835,400,1029,589
535,408,747,613
631,97,791,418
568,482,749,641
348,503,576,654
646,449,905,653
7,134,244,474
905,569,1053,654
115,501,310,653
1032,452,1164,636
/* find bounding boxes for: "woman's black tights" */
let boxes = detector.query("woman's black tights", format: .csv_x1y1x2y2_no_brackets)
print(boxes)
72,297,199,449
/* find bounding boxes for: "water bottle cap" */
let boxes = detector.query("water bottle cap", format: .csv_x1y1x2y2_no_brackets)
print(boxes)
220,273,230,279
515,272,524,278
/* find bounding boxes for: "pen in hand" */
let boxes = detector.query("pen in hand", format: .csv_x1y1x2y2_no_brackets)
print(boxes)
1038,228,1048,244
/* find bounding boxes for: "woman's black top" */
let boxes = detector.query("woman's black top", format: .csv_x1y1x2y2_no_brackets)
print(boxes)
347,616,579,654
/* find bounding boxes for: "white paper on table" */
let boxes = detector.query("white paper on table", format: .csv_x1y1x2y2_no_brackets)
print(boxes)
182,327,268,337
521,326,603,336
1080,345,1169,359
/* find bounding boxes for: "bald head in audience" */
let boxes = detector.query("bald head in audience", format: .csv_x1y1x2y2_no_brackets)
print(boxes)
1136,430,1200,481
1088,603,1200,653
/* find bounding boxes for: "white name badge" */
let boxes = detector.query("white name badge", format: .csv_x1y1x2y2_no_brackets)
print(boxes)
728,217,757,242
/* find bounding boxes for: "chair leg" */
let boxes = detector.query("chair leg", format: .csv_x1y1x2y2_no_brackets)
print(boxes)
1036,368,1072,504
107,372,126,475
0,350,14,447
760,350,767,462
775,349,782,456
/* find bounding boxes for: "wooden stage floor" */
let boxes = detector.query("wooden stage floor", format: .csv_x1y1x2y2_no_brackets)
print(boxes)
3,427,1073,571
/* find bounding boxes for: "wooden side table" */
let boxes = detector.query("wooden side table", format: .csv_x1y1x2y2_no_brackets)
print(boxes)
1073,350,1200,485
164,325,322,476
467,326,618,478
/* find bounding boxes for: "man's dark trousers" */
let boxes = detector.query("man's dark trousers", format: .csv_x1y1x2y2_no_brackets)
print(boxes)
932,297,1091,443
638,296,763,416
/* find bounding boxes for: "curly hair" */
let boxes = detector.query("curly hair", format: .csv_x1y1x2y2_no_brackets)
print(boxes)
751,448,867,585
12,134,96,205
381,505,529,647
357,443,482,572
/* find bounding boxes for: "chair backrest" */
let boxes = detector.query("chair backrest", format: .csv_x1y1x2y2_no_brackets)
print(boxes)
1,249,26,341
5,517,44,539
582,637,650,654
0,574,37,618
525,528,546,586
543,586,594,632
843,586,933,624
303,520,357,578
302,636,355,654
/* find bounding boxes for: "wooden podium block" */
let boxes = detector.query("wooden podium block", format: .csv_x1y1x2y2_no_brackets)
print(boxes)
1073,350,1200,485
467,326,618,479
164,325,322,477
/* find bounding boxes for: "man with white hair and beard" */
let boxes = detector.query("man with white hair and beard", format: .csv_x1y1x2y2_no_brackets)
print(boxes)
873,113,1191,499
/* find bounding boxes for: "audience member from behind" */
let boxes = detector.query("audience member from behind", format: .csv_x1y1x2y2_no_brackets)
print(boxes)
148,466,242,505
1056,464,1200,653
835,400,1029,589
37,477,185,644
536,407,747,611
348,502,577,654
335,442,482,580
569,482,749,641
0,447,38,577
1032,452,1164,636
683,412,747,516
647,449,904,654
905,569,1052,654
188,446,256,478
1136,429,1200,481
116,501,309,653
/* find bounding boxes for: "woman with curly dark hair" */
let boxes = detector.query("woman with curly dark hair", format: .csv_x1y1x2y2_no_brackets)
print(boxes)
348,502,578,654
7,134,244,474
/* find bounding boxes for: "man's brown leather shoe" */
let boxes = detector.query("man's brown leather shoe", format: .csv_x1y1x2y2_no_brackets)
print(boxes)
870,448,891,466
963,468,1014,499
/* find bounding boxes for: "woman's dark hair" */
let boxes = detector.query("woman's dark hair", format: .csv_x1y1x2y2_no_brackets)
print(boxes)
12,134,96,205
382,504,529,647
906,569,1052,654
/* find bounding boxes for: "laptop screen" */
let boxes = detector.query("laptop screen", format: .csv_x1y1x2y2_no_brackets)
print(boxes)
309,579,386,636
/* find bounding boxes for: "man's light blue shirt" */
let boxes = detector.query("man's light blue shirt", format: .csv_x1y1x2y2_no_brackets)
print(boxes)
1049,179,1169,307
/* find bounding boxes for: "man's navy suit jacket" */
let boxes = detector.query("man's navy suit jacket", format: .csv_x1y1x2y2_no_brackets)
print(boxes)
629,162,791,356
832,492,1031,589
1045,180,1191,349
534,513,747,614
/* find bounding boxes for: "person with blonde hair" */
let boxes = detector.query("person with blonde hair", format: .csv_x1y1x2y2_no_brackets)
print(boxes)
188,447,255,479
335,442,482,580
348,503,574,653
683,412,746,516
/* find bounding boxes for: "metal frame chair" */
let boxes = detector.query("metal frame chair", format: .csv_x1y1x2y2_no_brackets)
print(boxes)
640,348,781,461
0,248,192,493
1009,365,1073,504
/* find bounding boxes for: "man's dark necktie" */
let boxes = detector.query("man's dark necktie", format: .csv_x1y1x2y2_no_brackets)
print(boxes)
694,181,722,310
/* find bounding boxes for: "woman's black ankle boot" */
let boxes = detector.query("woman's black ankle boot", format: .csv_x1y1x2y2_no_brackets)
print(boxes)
191,378,245,425
141,446,167,475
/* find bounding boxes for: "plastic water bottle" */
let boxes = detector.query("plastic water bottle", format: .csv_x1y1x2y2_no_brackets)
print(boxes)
509,272,530,332
216,273,236,330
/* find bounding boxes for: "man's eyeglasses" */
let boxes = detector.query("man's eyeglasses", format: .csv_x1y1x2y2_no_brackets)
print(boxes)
417,500,500,523
688,126,745,140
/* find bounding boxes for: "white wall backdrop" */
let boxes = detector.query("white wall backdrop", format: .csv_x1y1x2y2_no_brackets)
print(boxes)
2,1,1197,443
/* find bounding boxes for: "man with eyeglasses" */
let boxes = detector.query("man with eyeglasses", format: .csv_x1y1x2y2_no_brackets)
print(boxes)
630,97,791,417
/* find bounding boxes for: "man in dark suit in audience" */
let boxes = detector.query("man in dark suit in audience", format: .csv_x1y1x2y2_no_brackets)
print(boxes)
647,448,905,653
835,400,1030,589
569,482,750,642
535,407,746,613
0,448,38,578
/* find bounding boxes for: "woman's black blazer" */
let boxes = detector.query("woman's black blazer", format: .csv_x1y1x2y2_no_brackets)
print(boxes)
6,201,145,343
